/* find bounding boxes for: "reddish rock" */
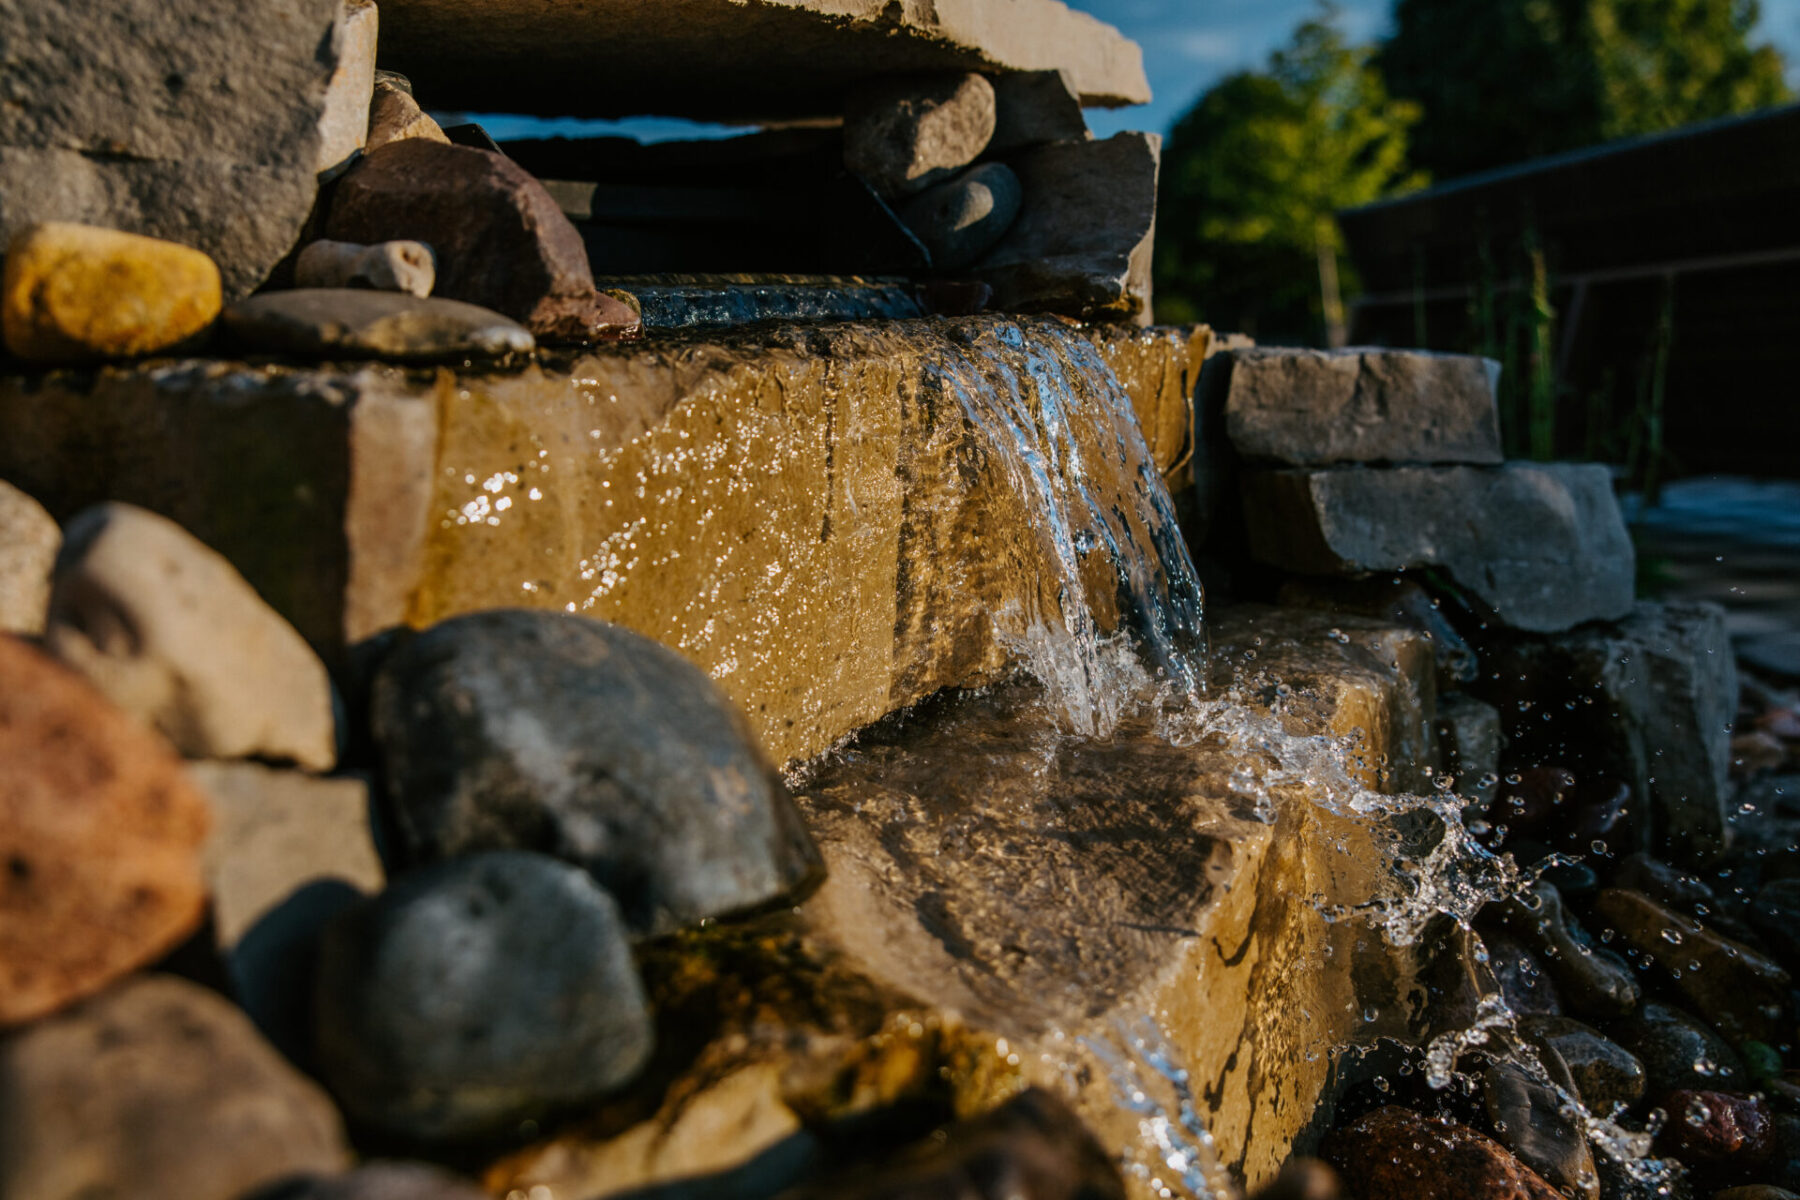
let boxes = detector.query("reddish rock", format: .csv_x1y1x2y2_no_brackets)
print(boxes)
1324,1106,1564,1200
0,636,210,1027
323,140,638,342
1659,1091,1776,1168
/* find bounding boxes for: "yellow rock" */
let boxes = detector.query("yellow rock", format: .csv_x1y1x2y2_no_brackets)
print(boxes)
2,223,221,364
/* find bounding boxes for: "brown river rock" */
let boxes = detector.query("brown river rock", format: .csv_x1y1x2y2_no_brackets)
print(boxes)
1325,1106,1564,1200
0,636,210,1027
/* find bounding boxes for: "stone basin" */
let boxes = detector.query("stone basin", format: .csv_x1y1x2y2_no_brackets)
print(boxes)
0,317,1205,768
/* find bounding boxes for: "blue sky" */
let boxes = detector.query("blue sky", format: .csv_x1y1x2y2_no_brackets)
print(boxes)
1073,0,1800,139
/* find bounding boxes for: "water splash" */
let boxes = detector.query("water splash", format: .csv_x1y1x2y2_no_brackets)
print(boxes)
1081,1018,1237,1200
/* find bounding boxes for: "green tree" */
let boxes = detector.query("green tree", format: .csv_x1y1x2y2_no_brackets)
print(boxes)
1380,0,1790,182
1155,6,1425,343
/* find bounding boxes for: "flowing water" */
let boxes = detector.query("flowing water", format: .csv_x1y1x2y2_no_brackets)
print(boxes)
777,316,1684,1196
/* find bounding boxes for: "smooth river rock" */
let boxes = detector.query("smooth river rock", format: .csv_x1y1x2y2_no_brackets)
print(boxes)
1325,1106,1563,1200
0,636,211,1027
1220,347,1504,466
1476,602,1738,864
1519,1014,1646,1111
0,480,56,635
0,975,350,1200
900,162,1024,270
225,290,533,361
372,609,823,937
294,240,438,297
2,223,222,364
1660,1091,1778,1169
1495,883,1641,1019
844,73,996,199
1242,462,1636,633
47,503,338,771
1608,1002,1747,1101
1482,1056,1599,1200
976,132,1161,323
323,140,641,341
0,0,344,300
313,850,653,1141
1592,888,1791,1045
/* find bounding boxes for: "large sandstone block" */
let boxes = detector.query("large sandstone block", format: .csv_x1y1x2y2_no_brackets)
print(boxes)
0,0,345,300
0,318,1198,768
1221,347,1504,466
1242,463,1636,633
1474,602,1738,864
375,0,1150,122
976,132,1160,323
484,611,1439,1200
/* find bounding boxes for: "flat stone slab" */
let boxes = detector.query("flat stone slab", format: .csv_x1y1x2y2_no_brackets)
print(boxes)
0,317,1197,768
1222,348,1504,466
1242,463,1636,633
375,0,1150,122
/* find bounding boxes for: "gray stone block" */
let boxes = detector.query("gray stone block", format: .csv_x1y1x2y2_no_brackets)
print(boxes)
975,132,1159,323
1223,347,1503,466
0,0,343,300
1475,602,1739,865
1242,463,1634,633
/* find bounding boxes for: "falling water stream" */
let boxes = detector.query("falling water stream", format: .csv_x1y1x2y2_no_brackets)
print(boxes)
774,316,1682,1198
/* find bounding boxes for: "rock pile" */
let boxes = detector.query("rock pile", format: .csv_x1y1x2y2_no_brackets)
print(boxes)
0,491,839,1199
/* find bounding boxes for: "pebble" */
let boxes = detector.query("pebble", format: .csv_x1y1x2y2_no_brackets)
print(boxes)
1324,1105,1564,1199
900,162,1023,270
1608,1002,1747,1101
0,636,211,1027
1484,930,1565,1016
0,975,350,1200
1519,1014,1646,1112
190,761,386,1059
323,140,639,341
223,288,533,361
1593,888,1791,1044
365,71,449,153
294,239,436,297
1659,1091,1777,1169
371,609,824,938
1,222,221,364
246,1162,488,1200
782,1088,1125,1200
1482,1058,1600,1199
46,503,338,771
0,480,57,635
311,850,653,1141
844,72,996,198
1496,882,1641,1018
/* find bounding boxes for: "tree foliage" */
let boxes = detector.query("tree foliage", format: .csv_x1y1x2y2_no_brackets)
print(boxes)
1155,7,1425,341
1381,0,1790,181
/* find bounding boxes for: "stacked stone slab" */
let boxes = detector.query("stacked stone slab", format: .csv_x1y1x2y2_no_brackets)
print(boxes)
1225,347,1635,634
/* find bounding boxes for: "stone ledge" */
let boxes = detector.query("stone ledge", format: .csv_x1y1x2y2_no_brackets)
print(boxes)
376,0,1151,122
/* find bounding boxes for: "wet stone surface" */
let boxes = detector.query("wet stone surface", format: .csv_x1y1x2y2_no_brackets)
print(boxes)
224,289,532,361
1607,1002,1748,1101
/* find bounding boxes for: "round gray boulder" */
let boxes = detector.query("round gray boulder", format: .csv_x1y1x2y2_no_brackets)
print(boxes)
311,850,652,1141
371,609,824,938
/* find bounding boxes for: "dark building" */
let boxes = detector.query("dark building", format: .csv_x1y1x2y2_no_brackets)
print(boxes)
1340,103,1800,479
